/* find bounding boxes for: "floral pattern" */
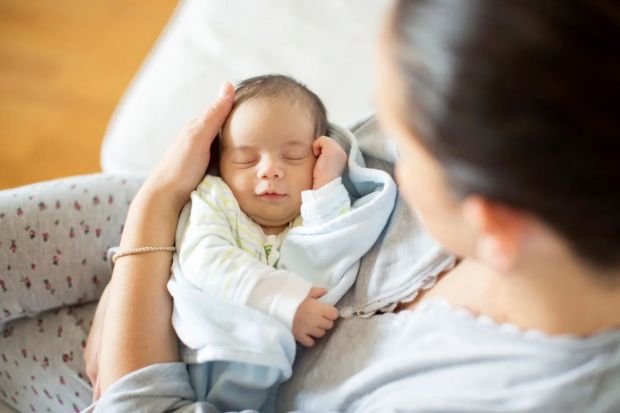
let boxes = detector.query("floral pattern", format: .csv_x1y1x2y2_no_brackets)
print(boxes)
0,304,96,412
0,174,143,411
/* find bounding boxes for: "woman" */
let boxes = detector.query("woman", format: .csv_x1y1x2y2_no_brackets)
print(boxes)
85,1,620,411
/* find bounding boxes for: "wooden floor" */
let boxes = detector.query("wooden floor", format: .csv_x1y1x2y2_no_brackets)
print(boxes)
0,0,179,190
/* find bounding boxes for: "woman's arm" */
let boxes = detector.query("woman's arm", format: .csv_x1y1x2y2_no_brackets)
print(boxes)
97,185,181,393
92,83,235,396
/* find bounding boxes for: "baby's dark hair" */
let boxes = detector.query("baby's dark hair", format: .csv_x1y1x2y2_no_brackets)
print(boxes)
233,74,329,138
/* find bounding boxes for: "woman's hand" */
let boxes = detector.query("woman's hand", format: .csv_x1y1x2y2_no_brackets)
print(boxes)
143,83,235,211
118,83,235,254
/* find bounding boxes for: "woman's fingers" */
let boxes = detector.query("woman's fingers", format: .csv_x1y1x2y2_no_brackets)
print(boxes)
92,377,101,403
192,83,235,145
146,82,235,208
83,283,111,396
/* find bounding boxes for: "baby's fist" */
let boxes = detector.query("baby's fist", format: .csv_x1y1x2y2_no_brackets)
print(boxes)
312,136,348,190
292,287,339,347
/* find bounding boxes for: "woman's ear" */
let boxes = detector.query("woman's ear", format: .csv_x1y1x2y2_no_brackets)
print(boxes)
462,196,527,272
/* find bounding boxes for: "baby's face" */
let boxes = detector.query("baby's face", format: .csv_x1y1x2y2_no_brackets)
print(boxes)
219,97,317,234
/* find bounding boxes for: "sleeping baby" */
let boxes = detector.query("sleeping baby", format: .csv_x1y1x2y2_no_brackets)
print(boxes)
168,74,391,411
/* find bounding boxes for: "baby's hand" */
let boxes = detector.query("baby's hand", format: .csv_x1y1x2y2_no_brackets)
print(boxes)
312,136,348,190
292,287,339,347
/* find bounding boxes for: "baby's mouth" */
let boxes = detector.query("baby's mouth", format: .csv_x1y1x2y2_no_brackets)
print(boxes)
257,191,287,201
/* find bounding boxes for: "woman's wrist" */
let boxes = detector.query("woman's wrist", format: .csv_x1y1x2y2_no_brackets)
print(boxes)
140,176,188,213
119,182,184,251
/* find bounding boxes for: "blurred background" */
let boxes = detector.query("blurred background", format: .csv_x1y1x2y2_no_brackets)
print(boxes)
0,0,178,189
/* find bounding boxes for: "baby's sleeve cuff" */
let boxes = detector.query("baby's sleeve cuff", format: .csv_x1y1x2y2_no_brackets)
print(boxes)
270,275,313,329
246,271,312,329
301,177,350,226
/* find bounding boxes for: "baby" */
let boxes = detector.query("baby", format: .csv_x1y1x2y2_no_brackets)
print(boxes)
171,74,363,410
214,74,348,345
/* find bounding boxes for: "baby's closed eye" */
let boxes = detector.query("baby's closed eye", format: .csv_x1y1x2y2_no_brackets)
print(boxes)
226,146,259,165
231,155,258,165
283,149,312,161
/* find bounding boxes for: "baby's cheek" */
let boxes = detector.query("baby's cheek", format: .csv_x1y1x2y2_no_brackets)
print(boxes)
228,175,253,201
293,196,302,212
306,161,317,183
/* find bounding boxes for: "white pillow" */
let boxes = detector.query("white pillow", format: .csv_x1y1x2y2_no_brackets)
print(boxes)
100,0,390,175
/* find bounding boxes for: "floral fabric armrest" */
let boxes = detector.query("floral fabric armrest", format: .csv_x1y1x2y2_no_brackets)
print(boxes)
0,174,143,326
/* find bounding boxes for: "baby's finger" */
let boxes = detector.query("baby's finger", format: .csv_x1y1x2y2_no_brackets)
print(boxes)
318,317,335,330
299,334,316,348
321,304,340,321
309,287,328,299
312,139,322,156
310,327,326,338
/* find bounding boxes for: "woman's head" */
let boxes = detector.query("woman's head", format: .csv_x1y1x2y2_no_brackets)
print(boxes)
377,1,620,273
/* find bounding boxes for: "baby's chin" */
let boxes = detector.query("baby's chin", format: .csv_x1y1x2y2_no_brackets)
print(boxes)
252,212,299,232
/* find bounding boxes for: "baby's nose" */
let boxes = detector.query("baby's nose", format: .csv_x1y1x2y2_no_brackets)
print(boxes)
258,158,283,179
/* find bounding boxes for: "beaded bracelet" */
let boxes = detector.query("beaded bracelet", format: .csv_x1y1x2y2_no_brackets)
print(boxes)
111,246,176,263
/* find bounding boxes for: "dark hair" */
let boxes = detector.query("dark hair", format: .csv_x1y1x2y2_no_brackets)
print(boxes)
390,1,620,271
233,74,329,138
